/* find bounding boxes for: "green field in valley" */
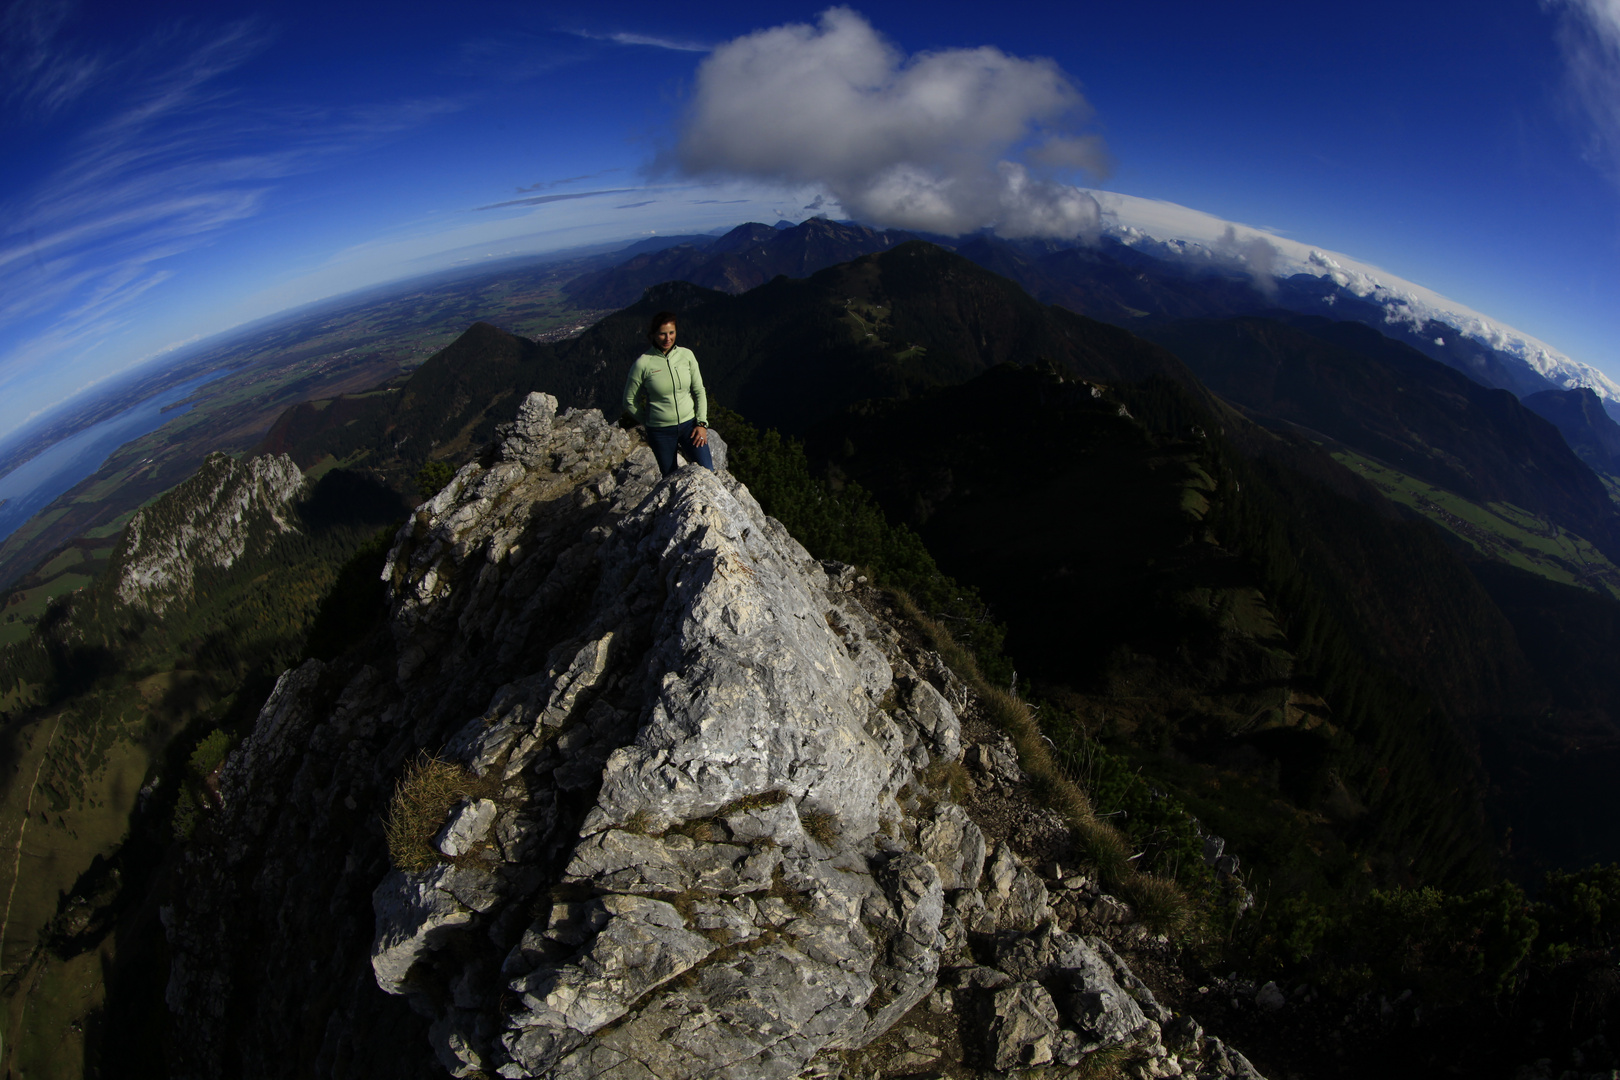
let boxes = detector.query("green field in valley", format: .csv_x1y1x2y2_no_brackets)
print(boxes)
1,572,95,648
1332,450,1620,599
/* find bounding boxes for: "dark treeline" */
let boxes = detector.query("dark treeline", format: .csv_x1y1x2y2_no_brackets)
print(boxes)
718,364,1620,1077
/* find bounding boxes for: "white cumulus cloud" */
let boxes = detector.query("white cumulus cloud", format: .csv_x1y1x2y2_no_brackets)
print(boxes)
670,7,1110,238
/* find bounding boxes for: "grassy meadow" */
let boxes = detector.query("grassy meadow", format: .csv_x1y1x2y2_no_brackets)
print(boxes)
1332,450,1620,599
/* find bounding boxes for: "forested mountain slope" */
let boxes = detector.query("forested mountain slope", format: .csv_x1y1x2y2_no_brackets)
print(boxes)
948,231,1598,409
814,365,1524,889
9,229,1620,1076
0,457,405,1075
1143,316,1620,572
1522,385,1620,477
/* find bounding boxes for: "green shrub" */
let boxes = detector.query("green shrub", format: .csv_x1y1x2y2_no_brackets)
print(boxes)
1535,863,1620,952
171,727,237,840
187,728,232,778
1244,879,1540,1002
1261,895,1336,965
415,460,455,498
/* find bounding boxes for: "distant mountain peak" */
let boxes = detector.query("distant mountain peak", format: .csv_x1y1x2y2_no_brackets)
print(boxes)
1092,191,1620,415
113,451,305,614
1523,385,1620,474
562,218,918,309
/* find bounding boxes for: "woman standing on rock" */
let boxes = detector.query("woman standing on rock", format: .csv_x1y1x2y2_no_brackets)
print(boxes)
621,310,714,477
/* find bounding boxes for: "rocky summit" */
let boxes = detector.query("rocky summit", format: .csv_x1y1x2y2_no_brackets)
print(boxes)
165,393,1266,1079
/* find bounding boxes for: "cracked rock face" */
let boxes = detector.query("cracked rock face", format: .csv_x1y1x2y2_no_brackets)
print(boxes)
116,451,306,613
366,394,945,1078
164,392,1263,1080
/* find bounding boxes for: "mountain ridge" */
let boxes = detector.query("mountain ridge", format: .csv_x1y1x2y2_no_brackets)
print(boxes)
165,393,1268,1079
1522,386,1620,477
1141,315,1620,566
562,218,918,309
9,229,1620,1076
556,217,1620,422
260,240,1233,474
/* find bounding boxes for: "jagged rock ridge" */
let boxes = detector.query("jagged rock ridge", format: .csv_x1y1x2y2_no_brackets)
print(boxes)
114,450,306,613
166,394,1265,1079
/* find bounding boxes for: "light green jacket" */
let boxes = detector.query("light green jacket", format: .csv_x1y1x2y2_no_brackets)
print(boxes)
622,346,708,428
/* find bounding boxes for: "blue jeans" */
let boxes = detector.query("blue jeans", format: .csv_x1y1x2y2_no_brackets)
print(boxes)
645,419,714,477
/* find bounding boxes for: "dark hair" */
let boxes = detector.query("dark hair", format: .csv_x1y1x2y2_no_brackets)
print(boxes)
646,311,679,343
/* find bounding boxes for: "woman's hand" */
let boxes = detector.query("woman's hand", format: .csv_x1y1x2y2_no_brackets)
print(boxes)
691,423,709,447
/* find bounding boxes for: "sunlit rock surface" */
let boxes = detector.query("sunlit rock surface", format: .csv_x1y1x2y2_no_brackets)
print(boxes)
115,450,306,613
164,393,1264,1080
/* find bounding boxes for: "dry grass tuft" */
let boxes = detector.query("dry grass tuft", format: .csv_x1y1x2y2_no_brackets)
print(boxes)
887,586,1148,895
667,791,790,843
921,758,973,802
714,789,788,816
1073,817,1134,886
889,592,982,681
1119,872,1193,935
769,864,814,914
800,809,841,847
893,588,1203,937
671,818,727,843
1072,1041,1135,1079
384,753,499,872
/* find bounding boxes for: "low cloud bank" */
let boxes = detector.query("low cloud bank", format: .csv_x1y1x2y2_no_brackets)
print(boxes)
1215,225,1280,298
671,7,1110,238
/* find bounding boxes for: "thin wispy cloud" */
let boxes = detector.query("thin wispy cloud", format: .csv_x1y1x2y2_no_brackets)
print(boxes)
571,29,709,53
1,0,105,120
1546,0,1620,185
516,168,624,193
474,187,646,210
0,12,463,428
452,33,585,83
666,7,1112,239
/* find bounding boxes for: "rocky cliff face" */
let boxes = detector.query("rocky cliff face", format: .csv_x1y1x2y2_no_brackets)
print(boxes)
115,450,306,613
165,394,1265,1079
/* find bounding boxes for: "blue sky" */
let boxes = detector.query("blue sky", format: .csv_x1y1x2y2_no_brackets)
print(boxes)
4,0,1620,440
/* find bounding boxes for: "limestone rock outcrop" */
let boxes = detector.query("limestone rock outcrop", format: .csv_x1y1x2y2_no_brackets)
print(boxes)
164,393,1265,1080
115,450,306,613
